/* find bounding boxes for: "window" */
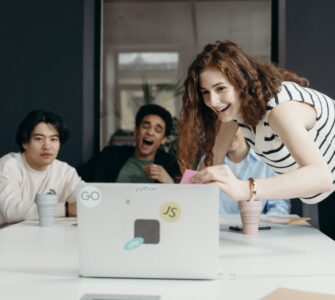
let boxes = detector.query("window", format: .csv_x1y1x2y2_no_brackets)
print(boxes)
101,0,271,147
116,52,180,130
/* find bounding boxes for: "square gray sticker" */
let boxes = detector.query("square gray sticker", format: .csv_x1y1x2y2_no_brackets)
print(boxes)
134,219,160,244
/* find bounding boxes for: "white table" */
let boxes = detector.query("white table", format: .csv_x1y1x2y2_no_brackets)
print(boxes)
0,216,335,300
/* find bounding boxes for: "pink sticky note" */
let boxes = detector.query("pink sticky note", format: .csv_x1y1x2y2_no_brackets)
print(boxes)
180,169,198,184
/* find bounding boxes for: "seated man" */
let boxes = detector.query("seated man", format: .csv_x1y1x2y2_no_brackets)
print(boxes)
219,128,290,215
79,104,180,183
0,110,82,226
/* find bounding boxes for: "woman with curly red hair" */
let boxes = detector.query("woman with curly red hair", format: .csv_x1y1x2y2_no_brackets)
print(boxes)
178,40,335,239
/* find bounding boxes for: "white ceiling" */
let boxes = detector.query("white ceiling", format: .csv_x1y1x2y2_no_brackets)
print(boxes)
103,0,271,59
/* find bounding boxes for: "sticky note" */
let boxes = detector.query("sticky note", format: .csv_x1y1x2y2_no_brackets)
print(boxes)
180,169,197,184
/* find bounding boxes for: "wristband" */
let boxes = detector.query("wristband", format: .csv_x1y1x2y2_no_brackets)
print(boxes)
248,177,257,202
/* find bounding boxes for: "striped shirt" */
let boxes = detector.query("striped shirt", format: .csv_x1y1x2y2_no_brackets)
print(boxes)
236,81,335,204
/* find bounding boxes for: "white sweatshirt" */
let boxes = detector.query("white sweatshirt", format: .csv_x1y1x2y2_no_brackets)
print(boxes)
0,152,82,225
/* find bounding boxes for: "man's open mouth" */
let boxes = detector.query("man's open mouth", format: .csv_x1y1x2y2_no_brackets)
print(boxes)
143,138,154,146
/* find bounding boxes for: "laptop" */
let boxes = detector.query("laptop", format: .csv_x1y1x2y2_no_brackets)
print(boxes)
76,183,219,279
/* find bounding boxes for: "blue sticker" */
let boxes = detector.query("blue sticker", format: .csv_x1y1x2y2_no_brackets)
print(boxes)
124,237,144,251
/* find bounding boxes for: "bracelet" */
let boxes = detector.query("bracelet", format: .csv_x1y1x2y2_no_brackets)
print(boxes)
248,178,257,202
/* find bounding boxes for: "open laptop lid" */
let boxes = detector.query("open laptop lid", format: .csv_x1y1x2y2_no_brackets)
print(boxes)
77,183,219,279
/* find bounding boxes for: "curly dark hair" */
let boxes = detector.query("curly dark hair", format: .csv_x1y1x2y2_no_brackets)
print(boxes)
178,40,309,173
135,103,173,136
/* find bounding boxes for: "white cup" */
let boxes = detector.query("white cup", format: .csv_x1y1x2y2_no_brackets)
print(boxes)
35,193,58,227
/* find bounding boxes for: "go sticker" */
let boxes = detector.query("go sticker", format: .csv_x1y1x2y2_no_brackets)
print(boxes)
79,185,101,207
124,237,144,251
160,202,181,222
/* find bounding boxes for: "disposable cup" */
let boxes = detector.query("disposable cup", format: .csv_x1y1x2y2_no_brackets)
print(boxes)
34,193,58,227
238,200,262,235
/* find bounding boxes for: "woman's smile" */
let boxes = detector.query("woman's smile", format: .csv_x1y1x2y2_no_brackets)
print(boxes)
200,67,240,122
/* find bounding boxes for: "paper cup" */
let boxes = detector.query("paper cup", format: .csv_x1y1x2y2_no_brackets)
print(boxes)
35,193,58,227
238,200,262,235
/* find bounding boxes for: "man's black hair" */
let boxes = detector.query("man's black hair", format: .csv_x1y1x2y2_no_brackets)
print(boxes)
135,104,173,136
16,110,69,152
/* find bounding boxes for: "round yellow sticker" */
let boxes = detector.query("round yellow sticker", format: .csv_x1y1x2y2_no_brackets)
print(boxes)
160,202,181,222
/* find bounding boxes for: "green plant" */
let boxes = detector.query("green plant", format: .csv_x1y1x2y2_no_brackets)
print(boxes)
141,76,184,104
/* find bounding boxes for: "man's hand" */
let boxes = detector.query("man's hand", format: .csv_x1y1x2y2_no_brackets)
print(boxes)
143,164,174,183
67,202,77,217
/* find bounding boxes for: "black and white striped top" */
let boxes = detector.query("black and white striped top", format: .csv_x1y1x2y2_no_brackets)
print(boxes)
236,81,335,204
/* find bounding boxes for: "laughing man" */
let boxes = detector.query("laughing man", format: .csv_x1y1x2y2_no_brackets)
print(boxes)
80,104,180,183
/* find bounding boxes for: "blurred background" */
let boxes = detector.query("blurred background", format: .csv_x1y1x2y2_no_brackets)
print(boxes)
1,0,335,168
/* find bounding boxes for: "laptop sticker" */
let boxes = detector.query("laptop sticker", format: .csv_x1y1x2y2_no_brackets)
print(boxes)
134,219,160,244
79,185,102,207
134,185,159,193
124,237,144,251
160,202,181,222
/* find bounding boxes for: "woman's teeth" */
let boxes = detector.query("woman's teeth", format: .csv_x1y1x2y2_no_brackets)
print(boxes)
219,104,230,112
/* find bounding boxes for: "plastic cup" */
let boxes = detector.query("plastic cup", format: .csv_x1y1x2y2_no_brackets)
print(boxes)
238,200,262,235
34,193,58,227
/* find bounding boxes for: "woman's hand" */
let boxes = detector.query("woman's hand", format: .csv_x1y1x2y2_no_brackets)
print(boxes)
143,164,174,183
192,165,250,201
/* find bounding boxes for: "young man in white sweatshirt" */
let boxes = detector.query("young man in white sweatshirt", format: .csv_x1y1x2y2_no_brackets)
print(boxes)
0,110,82,226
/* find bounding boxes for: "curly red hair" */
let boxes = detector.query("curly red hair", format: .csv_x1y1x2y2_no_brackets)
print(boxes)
177,41,308,173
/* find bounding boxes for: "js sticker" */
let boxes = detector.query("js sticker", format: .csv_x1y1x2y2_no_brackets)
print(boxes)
160,202,181,222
